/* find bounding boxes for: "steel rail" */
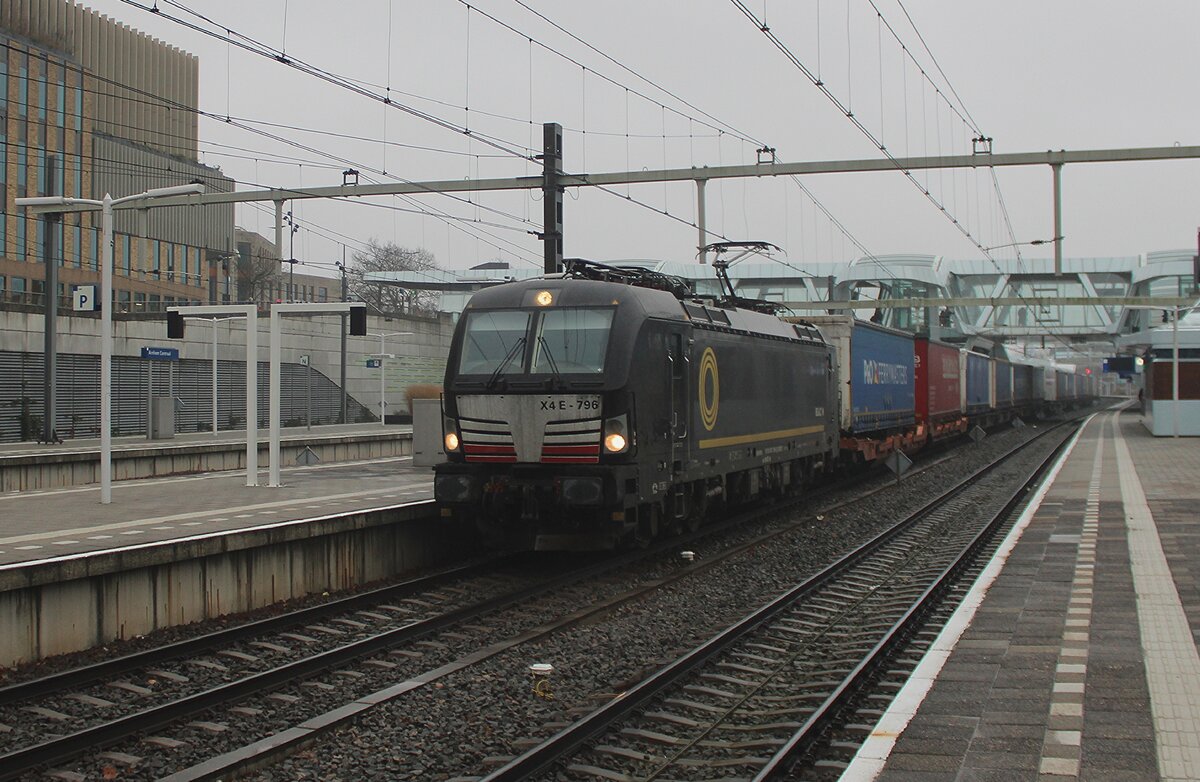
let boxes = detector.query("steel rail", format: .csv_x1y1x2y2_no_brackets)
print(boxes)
0,555,493,708
140,432,987,782
478,419,1078,781
749,419,1079,779
0,545,653,781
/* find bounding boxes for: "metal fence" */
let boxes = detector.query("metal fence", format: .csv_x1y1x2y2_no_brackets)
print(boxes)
0,351,375,442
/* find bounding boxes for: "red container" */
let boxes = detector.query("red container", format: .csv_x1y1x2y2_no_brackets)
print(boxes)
915,338,962,424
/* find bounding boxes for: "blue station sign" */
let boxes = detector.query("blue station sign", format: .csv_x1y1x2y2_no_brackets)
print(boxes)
141,346,180,361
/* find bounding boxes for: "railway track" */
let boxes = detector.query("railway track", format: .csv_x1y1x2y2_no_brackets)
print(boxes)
0,494,839,780
478,418,1079,782
2,416,1084,780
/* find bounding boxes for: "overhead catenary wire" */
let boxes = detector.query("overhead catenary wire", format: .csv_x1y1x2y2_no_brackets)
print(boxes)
9,12,887,280
10,24,744,265
727,1,997,261
135,0,537,162
464,0,765,148
1,39,540,234
493,2,883,275
726,0,1069,341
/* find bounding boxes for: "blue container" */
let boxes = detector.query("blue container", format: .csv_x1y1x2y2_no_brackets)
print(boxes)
964,352,991,412
994,359,1013,407
1013,363,1034,403
849,322,915,433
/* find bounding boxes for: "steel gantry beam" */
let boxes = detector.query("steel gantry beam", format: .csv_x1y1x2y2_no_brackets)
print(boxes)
787,295,1196,310
20,145,1200,214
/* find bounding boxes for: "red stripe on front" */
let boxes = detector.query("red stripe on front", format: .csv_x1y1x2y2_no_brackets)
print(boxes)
541,444,601,455
464,444,516,455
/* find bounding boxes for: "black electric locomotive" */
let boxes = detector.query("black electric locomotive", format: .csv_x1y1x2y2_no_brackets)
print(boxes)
435,260,839,550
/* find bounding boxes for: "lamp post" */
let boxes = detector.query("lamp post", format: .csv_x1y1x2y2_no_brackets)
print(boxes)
283,210,299,302
369,331,412,426
17,183,206,503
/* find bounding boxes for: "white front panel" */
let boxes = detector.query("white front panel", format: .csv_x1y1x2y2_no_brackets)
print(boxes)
458,394,601,462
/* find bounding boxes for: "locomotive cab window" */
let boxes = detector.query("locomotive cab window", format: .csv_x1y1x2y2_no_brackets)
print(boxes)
531,308,614,374
458,310,531,375
458,307,614,376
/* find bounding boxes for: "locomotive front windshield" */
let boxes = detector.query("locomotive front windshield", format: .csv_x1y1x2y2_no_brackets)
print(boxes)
458,307,614,376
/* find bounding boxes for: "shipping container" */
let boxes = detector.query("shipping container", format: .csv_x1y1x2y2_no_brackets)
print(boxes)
963,351,991,412
915,338,962,424
993,358,1014,407
1012,361,1035,404
805,315,916,433
1058,371,1076,400
1041,366,1057,401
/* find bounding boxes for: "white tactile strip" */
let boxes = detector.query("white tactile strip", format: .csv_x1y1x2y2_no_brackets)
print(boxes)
840,414,1096,781
1113,416,1200,782
1036,422,1104,778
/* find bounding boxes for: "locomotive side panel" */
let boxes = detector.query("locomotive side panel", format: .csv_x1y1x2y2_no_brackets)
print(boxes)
688,327,835,472
625,320,688,503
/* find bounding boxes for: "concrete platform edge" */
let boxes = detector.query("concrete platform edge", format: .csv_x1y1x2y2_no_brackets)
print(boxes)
0,501,471,668
841,414,1094,780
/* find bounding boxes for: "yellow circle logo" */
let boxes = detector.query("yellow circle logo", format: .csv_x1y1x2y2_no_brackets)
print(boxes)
699,347,719,431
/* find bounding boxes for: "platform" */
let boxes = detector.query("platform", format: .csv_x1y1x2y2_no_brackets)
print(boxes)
0,422,415,492
0,440,450,667
0,445,434,567
847,407,1200,781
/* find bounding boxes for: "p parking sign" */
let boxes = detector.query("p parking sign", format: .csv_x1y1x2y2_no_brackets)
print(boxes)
72,284,97,312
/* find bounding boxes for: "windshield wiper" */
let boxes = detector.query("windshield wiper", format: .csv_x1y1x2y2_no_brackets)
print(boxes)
537,336,564,388
486,337,526,389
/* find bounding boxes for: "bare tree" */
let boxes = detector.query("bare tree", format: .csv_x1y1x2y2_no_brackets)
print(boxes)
237,249,282,305
349,239,442,315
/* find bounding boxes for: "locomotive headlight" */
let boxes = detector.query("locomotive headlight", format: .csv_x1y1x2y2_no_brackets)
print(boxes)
602,413,630,454
534,289,554,306
443,417,461,452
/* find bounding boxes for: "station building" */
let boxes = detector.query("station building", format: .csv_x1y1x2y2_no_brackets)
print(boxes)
1,0,235,313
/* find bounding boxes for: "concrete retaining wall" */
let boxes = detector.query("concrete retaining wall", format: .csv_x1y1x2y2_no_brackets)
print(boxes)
0,430,414,492
0,308,454,437
0,502,470,667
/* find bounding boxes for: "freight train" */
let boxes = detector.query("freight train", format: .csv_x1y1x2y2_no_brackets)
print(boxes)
433,260,1093,550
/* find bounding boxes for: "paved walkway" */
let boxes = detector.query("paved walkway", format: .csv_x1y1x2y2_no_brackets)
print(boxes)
845,408,1200,781
0,454,433,567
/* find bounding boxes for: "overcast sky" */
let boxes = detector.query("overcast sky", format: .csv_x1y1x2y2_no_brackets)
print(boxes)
80,0,1200,277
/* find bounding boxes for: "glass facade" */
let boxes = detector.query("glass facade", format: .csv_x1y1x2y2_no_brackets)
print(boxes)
1,36,223,309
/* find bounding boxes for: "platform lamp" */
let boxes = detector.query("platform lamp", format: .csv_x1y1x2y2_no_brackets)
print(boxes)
16,183,206,503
